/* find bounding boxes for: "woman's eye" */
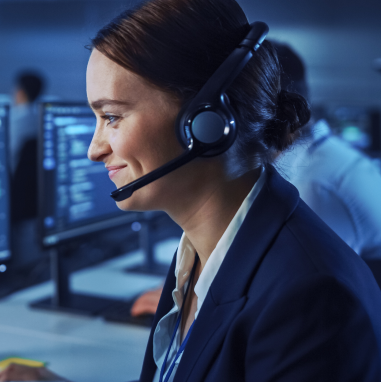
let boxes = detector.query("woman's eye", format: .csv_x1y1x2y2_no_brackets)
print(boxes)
101,115,119,126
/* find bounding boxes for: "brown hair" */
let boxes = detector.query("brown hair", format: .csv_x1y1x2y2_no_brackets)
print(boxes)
90,0,310,173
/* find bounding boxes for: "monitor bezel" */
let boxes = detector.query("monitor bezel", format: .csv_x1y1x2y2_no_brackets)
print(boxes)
0,104,12,262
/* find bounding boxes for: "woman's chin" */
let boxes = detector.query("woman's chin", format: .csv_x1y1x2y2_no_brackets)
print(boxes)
115,193,153,212
113,182,167,212
116,199,137,212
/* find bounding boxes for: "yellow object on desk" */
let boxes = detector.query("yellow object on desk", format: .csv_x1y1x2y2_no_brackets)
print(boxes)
0,357,45,371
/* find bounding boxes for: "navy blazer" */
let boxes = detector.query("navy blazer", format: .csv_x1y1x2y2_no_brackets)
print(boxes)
137,166,381,382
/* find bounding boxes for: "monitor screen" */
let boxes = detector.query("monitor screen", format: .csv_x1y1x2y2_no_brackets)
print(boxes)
323,106,380,152
0,105,11,261
39,102,140,247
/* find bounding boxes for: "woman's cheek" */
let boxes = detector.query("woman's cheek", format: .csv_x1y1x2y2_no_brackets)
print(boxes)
110,125,134,160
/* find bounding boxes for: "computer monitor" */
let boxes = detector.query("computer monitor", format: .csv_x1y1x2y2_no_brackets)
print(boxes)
323,106,381,153
0,105,11,263
32,102,147,316
34,102,172,319
39,102,140,247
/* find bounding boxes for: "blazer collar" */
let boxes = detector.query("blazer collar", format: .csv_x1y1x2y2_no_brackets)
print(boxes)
209,164,300,305
175,165,300,382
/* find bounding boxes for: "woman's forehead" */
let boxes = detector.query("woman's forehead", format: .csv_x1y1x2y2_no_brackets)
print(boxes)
87,49,149,103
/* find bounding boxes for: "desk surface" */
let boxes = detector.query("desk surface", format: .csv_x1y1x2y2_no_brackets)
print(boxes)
0,240,178,381
0,303,149,381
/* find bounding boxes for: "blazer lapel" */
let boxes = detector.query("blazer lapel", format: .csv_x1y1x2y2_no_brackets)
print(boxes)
174,292,247,382
211,165,300,304
140,253,177,382
174,166,300,381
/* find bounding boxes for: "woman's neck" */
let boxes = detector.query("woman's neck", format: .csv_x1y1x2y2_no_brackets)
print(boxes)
167,168,261,271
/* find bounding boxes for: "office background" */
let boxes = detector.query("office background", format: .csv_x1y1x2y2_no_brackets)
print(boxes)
0,0,380,107
0,0,380,381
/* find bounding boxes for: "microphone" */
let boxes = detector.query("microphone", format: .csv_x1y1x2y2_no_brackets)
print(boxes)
110,143,207,201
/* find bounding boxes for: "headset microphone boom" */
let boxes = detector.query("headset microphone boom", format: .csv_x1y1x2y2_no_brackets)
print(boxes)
110,21,269,202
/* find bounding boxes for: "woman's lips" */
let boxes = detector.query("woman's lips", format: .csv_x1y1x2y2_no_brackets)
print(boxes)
107,166,126,180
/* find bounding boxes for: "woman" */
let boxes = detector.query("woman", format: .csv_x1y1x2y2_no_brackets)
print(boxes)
2,0,381,381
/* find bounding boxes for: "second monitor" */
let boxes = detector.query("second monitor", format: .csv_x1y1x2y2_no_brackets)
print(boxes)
33,102,144,317
39,102,140,247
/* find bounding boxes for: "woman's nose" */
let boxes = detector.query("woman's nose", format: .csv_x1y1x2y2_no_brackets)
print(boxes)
88,125,111,162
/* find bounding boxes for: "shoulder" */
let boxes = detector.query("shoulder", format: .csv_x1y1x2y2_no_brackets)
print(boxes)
240,203,381,379
244,198,381,332
242,271,381,381
282,199,378,289
295,147,381,258
281,136,381,257
310,136,381,193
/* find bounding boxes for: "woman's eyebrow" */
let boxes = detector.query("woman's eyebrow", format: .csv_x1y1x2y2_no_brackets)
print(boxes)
89,98,135,111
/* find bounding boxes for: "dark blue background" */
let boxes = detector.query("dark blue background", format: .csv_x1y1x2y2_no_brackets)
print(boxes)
0,0,380,109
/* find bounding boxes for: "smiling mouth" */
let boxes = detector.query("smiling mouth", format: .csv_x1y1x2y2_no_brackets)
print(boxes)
107,166,126,180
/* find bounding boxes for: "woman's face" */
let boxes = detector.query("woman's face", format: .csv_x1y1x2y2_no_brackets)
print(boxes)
87,49,185,211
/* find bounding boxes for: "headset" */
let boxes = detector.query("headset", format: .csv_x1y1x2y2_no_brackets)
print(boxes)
110,21,269,202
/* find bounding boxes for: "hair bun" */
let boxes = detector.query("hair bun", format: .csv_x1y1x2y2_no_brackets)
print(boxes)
270,89,311,151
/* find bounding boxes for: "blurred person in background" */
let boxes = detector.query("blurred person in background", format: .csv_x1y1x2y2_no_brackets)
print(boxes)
131,40,381,318
10,71,44,221
273,41,381,261
10,71,44,173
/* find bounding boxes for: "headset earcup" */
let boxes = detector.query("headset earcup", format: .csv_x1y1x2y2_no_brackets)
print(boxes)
200,107,237,158
191,111,225,144
175,100,194,150
175,97,237,157
199,101,237,157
